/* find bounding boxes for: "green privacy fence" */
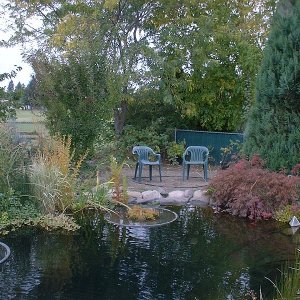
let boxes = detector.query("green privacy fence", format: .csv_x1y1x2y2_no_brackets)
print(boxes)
175,129,244,165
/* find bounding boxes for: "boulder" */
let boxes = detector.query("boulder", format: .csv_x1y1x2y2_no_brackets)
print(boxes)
168,190,185,199
142,190,161,201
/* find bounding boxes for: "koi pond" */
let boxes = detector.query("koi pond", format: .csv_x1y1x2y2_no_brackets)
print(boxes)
0,206,299,299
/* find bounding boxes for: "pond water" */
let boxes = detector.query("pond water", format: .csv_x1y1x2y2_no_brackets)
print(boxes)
0,206,299,300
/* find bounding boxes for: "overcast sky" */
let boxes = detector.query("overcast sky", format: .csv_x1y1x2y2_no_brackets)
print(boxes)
0,0,34,89
0,46,33,88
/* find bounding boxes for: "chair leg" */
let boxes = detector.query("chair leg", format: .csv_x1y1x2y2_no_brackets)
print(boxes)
204,164,208,181
149,165,152,181
138,163,143,182
134,163,138,180
158,164,162,182
182,163,186,181
187,164,190,180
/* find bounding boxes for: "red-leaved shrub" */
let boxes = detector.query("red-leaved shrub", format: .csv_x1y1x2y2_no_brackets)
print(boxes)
209,155,300,220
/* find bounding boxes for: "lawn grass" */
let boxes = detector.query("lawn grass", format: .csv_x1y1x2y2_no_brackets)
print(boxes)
7,109,47,134
15,109,45,123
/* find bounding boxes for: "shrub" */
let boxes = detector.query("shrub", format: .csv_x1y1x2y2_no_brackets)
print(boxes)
29,136,86,214
166,141,185,165
209,155,300,220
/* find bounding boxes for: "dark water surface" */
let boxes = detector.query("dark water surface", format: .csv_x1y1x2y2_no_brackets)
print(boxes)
0,207,299,300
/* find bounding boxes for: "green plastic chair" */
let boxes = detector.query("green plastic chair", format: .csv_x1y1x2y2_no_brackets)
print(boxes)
182,146,209,181
132,146,162,182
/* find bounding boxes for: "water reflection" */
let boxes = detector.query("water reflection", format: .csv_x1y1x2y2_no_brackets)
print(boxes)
0,207,298,299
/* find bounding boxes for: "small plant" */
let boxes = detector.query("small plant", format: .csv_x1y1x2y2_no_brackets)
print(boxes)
220,139,242,170
167,141,185,165
110,156,129,204
127,205,159,221
275,205,300,223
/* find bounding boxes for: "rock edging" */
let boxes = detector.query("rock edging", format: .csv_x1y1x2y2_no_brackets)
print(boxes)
127,189,212,207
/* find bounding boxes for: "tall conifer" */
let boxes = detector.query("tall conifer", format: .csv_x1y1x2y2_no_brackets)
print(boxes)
243,0,300,171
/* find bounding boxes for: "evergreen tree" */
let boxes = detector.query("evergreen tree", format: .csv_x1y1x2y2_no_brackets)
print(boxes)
6,80,14,93
243,0,300,171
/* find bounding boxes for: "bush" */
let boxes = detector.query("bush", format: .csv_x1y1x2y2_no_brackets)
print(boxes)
0,124,29,193
209,155,300,220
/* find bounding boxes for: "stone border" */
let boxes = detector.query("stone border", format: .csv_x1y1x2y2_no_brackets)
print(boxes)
128,188,213,207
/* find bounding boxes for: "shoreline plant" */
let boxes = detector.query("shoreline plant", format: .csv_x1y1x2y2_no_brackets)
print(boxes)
209,155,300,221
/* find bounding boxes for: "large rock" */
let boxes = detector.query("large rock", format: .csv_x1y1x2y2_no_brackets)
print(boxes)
142,190,161,201
168,190,185,199
189,189,210,206
160,197,189,206
127,191,143,199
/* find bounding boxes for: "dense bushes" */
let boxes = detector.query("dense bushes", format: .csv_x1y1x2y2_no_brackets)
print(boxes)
209,155,300,220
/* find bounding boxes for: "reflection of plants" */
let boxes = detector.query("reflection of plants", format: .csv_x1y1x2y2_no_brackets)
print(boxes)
29,136,86,214
127,205,159,221
167,141,185,165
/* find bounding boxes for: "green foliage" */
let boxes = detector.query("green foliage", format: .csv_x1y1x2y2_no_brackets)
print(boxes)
220,140,242,169
0,191,41,235
32,54,108,157
0,124,29,193
155,0,276,132
117,124,170,161
167,141,185,165
275,205,300,223
36,214,80,232
244,0,300,171
274,250,300,300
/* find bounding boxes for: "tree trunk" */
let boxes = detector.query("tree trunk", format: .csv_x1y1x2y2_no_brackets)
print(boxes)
114,100,128,138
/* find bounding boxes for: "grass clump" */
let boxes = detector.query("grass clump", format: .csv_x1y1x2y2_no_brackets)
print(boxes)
29,135,86,214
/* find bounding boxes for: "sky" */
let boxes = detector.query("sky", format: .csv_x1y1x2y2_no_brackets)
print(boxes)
0,46,34,88
0,0,34,89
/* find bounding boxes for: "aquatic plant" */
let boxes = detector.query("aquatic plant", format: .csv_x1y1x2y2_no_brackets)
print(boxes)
127,205,159,221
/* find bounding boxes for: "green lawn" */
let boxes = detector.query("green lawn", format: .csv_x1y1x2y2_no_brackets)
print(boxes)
9,109,47,134
15,109,45,123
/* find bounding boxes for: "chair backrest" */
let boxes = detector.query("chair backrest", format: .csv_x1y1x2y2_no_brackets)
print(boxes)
132,146,154,161
183,146,209,163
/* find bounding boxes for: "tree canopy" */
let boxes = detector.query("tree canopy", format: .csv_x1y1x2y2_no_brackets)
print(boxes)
2,0,277,152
